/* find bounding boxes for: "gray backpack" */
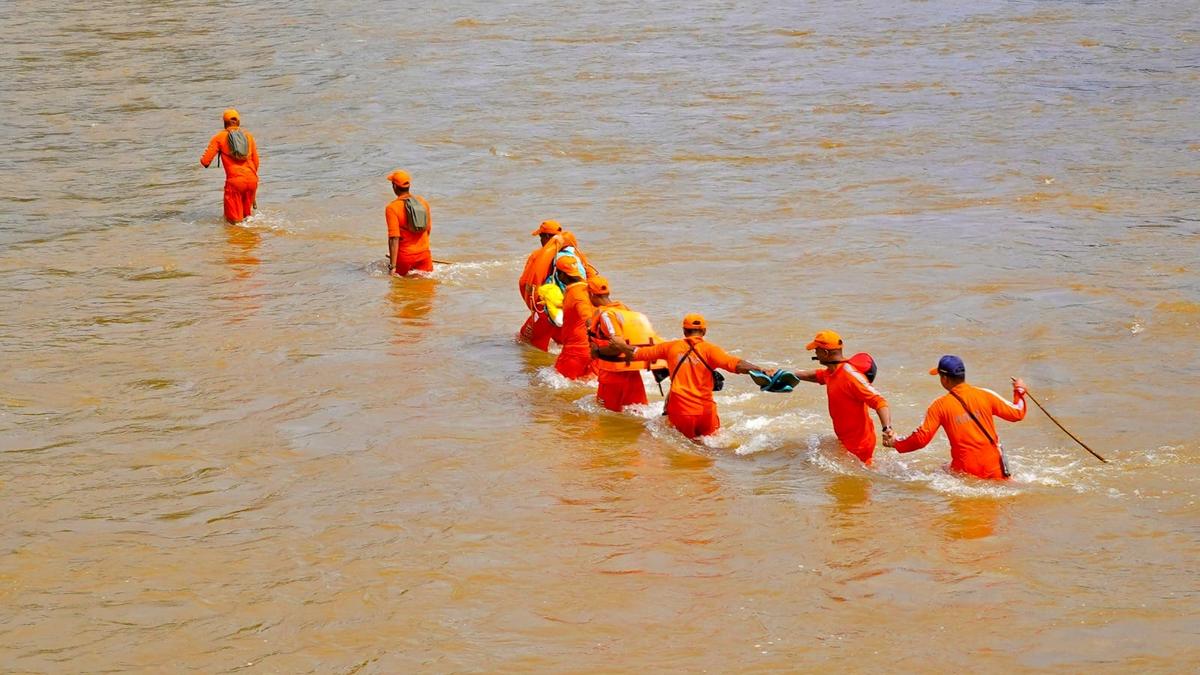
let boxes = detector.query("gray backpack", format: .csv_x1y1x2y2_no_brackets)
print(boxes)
226,129,250,160
404,196,429,232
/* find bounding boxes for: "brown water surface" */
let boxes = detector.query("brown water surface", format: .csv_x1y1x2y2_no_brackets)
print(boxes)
2,1,1198,672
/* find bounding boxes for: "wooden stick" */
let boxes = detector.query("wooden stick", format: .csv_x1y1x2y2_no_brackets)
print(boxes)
1026,390,1109,463
433,259,454,265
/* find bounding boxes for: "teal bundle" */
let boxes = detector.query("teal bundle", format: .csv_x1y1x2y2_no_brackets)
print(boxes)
749,369,800,393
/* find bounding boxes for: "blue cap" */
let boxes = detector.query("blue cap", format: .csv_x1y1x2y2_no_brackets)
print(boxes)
931,355,965,377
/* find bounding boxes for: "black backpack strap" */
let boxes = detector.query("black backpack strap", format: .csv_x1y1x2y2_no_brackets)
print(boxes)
692,348,717,375
669,341,699,380
660,341,698,413
948,389,1010,477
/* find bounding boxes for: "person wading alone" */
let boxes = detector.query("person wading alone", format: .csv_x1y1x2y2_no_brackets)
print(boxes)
384,169,433,277
200,108,260,224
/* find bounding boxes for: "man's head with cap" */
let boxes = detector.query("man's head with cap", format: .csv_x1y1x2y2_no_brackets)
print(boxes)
587,275,610,302
222,108,240,128
682,313,707,336
387,169,411,194
805,330,844,365
532,220,563,245
931,355,966,388
555,255,582,281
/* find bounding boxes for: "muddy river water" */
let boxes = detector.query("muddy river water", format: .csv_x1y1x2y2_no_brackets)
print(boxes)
2,1,1198,672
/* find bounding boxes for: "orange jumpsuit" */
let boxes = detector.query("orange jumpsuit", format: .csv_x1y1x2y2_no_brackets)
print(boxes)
385,195,433,276
633,338,740,439
814,363,889,464
200,127,260,223
518,233,596,351
554,282,596,380
894,383,1026,479
589,303,648,412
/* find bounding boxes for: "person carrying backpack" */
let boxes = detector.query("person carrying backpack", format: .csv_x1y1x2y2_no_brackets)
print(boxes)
384,169,433,276
794,330,893,466
200,109,260,224
612,313,772,440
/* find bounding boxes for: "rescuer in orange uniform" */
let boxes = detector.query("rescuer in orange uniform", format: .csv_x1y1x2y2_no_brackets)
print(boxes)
884,355,1027,480
553,256,597,380
200,109,260,223
613,314,770,440
795,330,892,465
384,170,433,276
586,275,649,412
518,221,598,351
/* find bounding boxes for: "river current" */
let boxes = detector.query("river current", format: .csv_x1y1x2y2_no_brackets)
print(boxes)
2,1,1198,672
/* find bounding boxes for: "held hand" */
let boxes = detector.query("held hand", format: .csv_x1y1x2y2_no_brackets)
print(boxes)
1011,377,1026,396
881,428,897,447
609,334,635,356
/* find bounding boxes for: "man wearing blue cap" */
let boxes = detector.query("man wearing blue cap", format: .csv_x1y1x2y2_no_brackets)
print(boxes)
883,355,1027,480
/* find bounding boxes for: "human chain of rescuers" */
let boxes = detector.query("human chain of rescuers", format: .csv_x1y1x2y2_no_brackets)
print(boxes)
199,109,1106,482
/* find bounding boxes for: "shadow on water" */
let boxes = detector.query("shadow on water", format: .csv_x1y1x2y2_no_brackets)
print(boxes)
826,473,873,527
386,274,437,323
939,496,1006,541
224,224,261,280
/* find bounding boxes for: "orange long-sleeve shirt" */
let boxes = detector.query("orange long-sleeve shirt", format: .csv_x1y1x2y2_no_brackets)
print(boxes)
894,382,1027,479
814,363,888,463
200,127,260,185
633,337,741,415
557,282,594,357
385,195,433,259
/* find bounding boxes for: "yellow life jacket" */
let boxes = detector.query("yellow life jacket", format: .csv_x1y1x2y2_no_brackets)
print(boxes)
588,305,667,372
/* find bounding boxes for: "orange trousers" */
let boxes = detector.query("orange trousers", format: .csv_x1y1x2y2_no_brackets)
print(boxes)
597,370,648,412
393,251,433,276
842,443,875,466
666,404,720,440
520,312,561,352
223,178,257,223
555,348,595,380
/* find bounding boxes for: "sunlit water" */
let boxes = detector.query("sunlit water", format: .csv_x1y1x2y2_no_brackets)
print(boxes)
2,1,1198,672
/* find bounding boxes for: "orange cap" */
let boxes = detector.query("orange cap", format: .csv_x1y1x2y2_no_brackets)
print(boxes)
222,108,240,123
587,275,610,295
805,330,843,351
682,313,707,330
531,219,563,236
555,255,581,277
387,169,411,187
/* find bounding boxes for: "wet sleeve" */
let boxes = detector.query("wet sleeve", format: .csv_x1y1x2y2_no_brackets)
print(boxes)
386,203,401,238
249,134,260,172
814,369,830,386
894,402,943,453
633,342,670,364
988,388,1027,422
200,133,221,167
701,343,742,372
848,369,888,411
